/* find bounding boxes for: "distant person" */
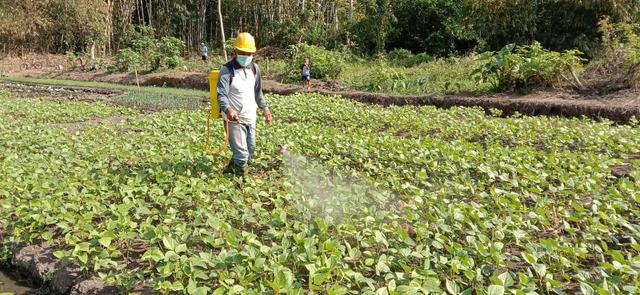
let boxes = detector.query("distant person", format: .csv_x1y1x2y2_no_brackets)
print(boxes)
200,43,208,64
217,32,273,176
301,57,311,90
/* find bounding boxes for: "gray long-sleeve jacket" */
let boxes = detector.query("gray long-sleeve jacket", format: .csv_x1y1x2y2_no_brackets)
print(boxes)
217,58,268,124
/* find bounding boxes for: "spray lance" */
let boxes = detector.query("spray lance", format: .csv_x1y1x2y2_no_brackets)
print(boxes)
204,70,230,156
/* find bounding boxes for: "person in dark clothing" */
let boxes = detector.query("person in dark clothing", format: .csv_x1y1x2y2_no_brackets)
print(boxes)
301,57,311,90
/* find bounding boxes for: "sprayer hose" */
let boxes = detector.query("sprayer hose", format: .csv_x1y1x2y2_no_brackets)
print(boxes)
204,111,230,156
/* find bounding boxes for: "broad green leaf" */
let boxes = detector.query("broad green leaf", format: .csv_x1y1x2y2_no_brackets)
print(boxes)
375,260,390,275
446,279,460,294
488,285,504,295
580,283,595,295
174,243,188,254
162,236,179,251
522,252,537,265
142,248,164,262
423,277,441,292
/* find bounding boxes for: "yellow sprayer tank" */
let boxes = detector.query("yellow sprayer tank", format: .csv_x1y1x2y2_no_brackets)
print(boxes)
208,70,221,118
204,69,228,156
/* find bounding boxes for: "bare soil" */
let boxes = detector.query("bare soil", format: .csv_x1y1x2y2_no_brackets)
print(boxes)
611,152,640,180
0,53,68,76
10,64,640,123
0,269,34,295
0,80,121,101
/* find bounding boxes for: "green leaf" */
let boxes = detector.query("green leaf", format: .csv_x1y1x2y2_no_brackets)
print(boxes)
487,285,504,295
98,237,112,248
388,279,396,292
228,285,245,294
522,252,537,264
497,272,514,287
74,242,91,253
142,248,164,262
423,277,441,292
77,252,88,265
375,260,390,275
162,236,179,251
533,263,547,277
328,284,348,295
446,279,460,294
174,243,188,254
374,230,389,247
375,287,389,295
189,286,208,295
580,282,595,295
53,250,70,259
170,281,185,291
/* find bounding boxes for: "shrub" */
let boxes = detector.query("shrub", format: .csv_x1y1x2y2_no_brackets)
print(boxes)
583,19,640,91
65,51,79,69
164,56,182,69
120,25,159,71
85,58,109,71
158,36,185,69
387,49,413,61
225,38,236,57
158,36,183,57
361,67,409,92
65,51,90,69
403,53,434,67
113,26,187,72
386,49,434,67
125,25,156,55
473,42,586,91
114,48,141,71
285,43,345,81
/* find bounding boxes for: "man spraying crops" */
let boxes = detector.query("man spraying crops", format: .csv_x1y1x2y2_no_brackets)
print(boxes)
217,32,273,176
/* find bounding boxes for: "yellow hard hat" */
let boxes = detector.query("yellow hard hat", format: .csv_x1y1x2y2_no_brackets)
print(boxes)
234,32,257,53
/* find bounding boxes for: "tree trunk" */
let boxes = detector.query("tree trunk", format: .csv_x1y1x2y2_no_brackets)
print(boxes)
333,1,338,33
136,0,143,26
277,0,282,23
210,1,215,44
254,6,259,38
218,0,227,60
376,0,391,54
202,1,207,46
300,0,306,28
106,0,113,54
349,0,353,19
141,0,146,26
147,0,152,27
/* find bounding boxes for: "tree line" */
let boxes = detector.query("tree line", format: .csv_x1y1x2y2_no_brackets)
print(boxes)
0,0,639,57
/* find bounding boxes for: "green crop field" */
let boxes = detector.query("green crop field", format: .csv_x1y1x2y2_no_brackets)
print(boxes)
0,84,639,294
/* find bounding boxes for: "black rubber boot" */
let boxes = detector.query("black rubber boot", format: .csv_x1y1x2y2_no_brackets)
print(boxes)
223,162,247,177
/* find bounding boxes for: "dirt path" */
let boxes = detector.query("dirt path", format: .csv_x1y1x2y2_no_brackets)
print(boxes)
14,69,640,123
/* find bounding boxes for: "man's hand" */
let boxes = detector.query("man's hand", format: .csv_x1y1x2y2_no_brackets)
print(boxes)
264,108,273,124
226,107,239,122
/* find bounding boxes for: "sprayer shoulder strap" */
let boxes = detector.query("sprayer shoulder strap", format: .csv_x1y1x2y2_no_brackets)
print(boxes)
226,62,258,85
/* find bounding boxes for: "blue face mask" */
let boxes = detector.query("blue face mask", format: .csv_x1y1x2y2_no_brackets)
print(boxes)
236,55,253,67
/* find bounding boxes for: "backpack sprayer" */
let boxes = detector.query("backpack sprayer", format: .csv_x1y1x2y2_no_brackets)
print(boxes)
204,70,229,156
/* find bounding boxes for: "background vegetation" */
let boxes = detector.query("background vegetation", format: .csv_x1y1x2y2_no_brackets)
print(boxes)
1,0,638,57
1,0,639,95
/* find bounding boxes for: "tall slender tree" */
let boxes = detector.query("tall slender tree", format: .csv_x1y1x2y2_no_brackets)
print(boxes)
218,0,227,60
